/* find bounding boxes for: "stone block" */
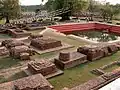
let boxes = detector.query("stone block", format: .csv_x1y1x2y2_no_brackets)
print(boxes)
59,51,70,61
20,53,30,60
55,52,87,69
28,60,57,76
14,74,53,90
30,37,62,50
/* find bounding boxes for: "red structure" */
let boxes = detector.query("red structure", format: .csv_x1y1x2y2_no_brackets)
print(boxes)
49,23,120,34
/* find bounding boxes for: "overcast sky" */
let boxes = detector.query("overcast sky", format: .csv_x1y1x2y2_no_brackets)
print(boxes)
20,0,120,6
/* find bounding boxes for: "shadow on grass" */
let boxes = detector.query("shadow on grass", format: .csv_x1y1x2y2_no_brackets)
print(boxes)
7,71,28,82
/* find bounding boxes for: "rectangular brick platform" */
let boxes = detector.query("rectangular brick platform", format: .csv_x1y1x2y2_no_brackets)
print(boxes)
77,44,118,61
7,29,31,38
0,46,9,56
55,52,87,69
25,25,46,31
14,74,53,90
2,40,24,48
30,37,62,50
28,60,57,76
0,74,53,90
10,45,34,59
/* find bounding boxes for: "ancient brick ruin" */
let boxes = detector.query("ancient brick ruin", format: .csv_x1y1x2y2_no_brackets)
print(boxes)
91,61,120,75
102,67,120,80
70,76,106,90
28,60,57,76
10,45,34,59
55,51,87,69
1,40,14,47
77,44,118,61
30,37,62,50
20,53,31,60
0,47,9,56
1,40,34,59
2,40,24,49
14,74,53,90
1,22,120,90
24,24,46,31
22,21,55,31
0,73,53,90
28,34,43,40
7,28,31,38
1,40,34,60
107,44,118,53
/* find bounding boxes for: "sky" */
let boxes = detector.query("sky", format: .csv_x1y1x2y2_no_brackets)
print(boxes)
20,0,48,5
20,0,120,6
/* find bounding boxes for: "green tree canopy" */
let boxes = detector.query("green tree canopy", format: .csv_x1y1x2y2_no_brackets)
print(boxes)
100,3,120,21
45,0,88,20
0,0,21,23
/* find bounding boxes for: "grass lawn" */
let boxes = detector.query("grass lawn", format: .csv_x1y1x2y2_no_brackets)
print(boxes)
0,75,7,83
49,51,120,90
43,29,89,47
27,29,44,34
33,52,57,59
0,71,28,84
0,34,11,39
0,56,21,70
7,71,28,82
104,65,120,72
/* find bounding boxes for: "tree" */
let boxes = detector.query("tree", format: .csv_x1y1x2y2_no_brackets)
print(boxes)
100,3,120,21
45,0,88,20
0,0,21,23
87,0,102,21
110,4,120,20
45,0,55,11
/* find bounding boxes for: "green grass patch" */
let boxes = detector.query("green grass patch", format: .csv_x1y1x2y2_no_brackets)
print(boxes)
7,71,27,82
0,34,11,39
49,51,120,90
104,65,120,72
0,75,7,83
33,52,57,60
0,71,27,84
0,57,21,70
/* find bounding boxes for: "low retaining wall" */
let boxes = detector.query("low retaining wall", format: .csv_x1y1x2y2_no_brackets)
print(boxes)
69,66,120,90
91,61,120,76
49,23,120,35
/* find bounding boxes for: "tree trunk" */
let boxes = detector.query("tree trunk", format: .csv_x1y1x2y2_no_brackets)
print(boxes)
110,15,113,20
60,11,70,21
90,14,93,21
61,15,70,20
6,16,10,23
103,15,106,21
